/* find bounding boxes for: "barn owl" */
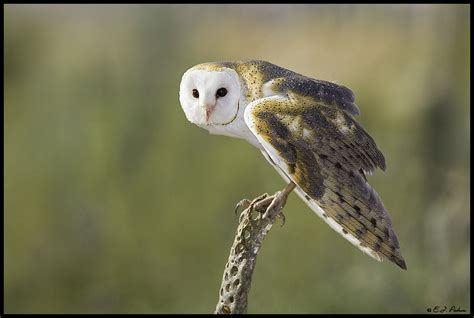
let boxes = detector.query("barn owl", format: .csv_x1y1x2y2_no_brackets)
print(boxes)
179,60,406,270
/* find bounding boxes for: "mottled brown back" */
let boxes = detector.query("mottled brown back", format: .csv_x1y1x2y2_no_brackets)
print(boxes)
247,94,406,270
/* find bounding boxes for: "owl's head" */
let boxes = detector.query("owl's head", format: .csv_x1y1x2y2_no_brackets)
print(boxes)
179,64,241,127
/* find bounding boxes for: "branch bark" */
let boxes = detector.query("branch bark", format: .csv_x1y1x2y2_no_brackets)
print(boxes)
214,192,288,314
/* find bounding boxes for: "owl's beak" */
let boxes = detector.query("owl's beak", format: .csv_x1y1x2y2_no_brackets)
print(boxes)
201,104,216,123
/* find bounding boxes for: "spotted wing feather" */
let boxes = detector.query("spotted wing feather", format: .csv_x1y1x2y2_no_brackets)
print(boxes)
244,95,406,270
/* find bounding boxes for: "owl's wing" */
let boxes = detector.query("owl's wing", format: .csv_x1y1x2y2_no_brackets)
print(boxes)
244,95,406,270
262,73,361,115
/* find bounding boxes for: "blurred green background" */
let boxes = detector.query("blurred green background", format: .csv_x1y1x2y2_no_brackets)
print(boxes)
4,4,470,314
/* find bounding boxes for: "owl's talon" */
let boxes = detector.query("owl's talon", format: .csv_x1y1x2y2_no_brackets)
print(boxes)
278,212,286,227
252,193,269,204
262,182,296,221
248,193,269,212
253,196,273,213
235,199,251,215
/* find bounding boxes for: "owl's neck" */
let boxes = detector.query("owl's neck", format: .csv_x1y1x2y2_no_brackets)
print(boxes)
204,98,263,150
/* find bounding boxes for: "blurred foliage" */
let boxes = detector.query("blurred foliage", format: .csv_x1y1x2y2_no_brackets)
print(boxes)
4,4,470,314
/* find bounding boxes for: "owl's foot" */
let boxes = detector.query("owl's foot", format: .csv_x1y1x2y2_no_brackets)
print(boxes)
249,182,295,226
235,193,269,216
235,183,295,226
235,198,251,215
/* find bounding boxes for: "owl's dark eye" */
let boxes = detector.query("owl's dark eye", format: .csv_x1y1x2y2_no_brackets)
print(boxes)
216,87,227,98
192,89,199,98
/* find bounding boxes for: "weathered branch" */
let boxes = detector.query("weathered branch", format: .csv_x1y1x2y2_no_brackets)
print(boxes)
214,190,290,314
